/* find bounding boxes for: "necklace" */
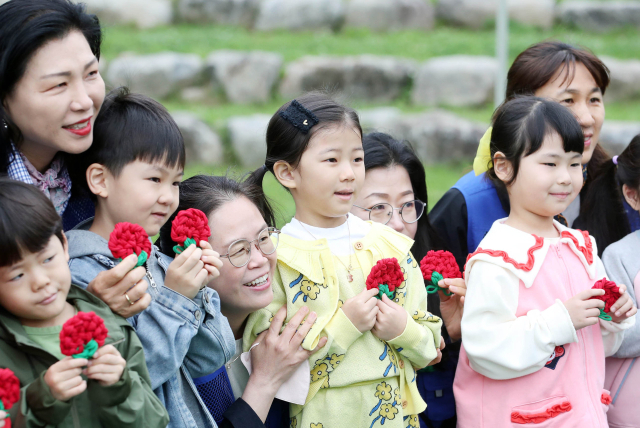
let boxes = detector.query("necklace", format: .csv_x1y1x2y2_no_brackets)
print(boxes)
298,215,355,282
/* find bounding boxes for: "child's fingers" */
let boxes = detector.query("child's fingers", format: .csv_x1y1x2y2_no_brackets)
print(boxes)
614,298,634,317
584,298,605,309
578,288,605,300
361,288,381,299
86,361,124,377
585,308,602,319
626,306,638,317
204,264,220,279
63,379,87,398
58,374,86,391
57,357,89,372
93,345,120,359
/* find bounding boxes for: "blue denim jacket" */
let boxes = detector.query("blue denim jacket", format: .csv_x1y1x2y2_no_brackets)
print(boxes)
66,219,236,428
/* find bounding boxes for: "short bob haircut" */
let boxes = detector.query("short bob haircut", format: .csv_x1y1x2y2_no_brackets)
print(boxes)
0,0,102,174
73,87,186,198
0,177,64,267
488,96,585,188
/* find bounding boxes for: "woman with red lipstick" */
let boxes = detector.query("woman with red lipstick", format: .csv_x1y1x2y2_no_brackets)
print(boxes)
0,0,105,231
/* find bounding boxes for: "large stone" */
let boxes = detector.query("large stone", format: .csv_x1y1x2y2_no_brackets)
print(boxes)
412,55,496,107
280,55,416,102
436,0,555,29
557,1,640,32
394,110,486,164
600,121,640,155
602,56,640,103
255,0,345,31
176,0,260,27
345,0,435,32
358,107,404,134
81,0,172,28
106,53,204,100
205,50,283,104
227,115,271,167
172,112,224,166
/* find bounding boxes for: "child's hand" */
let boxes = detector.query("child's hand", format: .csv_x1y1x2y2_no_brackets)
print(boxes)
0,410,6,427
83,345,126,387
608,283,638,323
564,289,605,330
165,244,209,299
198,240,223,284
427,337,446,366
438,277,466,341
44,357,88,401
371,294,408,341
342,288,379,332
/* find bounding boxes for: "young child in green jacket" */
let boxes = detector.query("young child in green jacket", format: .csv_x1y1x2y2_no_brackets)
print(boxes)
0,178,169,428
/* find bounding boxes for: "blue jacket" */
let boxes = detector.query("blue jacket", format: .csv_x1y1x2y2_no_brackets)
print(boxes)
66,219,236,428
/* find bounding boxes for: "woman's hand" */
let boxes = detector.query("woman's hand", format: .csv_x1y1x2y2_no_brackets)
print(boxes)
438,278,466,341
242,305,328,422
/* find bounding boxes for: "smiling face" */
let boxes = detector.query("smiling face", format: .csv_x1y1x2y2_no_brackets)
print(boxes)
206,196,276,336
3,30,105,172
535,62,605,165
0,235,72,328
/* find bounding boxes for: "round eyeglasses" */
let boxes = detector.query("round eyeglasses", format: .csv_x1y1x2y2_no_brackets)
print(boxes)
353,200,426,225
219,227,280,268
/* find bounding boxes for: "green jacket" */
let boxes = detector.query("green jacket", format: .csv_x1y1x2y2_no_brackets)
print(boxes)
0,285,169,428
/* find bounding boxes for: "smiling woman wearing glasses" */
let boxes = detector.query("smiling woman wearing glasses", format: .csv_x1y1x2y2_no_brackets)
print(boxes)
158,174,325,428
351,132,466,428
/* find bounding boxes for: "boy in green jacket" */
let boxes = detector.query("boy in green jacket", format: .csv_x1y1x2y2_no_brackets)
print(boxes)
0,178,169,428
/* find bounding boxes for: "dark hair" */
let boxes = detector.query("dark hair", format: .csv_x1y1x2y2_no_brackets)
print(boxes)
0,0,102,174
248,92,362,188
506,40,611,182
0,178,64,267
578,136,640,255
72,87,185,199
488,96,585,190
157,174,276,256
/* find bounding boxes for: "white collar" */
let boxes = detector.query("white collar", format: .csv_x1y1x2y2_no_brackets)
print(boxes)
281,214,370,256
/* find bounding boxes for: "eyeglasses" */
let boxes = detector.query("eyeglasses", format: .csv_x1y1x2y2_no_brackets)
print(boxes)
219,227,280,268
353,200,426,225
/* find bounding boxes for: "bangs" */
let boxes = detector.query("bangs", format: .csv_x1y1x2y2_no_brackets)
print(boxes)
523,100,585,157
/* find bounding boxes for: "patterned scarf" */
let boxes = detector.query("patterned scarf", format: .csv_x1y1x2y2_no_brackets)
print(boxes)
20,152,72,215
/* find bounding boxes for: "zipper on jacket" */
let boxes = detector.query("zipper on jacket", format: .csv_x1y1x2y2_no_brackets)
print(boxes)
145,261,157,288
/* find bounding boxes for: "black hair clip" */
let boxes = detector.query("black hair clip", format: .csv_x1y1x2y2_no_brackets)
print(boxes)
279,100,319,134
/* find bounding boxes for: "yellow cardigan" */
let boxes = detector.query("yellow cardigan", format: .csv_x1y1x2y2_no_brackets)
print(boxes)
243,222,442,417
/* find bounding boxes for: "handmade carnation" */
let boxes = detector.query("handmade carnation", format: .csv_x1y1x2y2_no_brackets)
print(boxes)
171,208,211,255
108,222,151,267
366,258,404,300
0,368,19,427
420,250,461,296
60,312,108,359
592,278,622,320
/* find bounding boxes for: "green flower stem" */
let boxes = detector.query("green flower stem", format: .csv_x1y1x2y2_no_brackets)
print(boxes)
425,271,453,296
377,284,395,300
173,237,198,255
72,339,98,359
598,308,612,321
118,251,148,269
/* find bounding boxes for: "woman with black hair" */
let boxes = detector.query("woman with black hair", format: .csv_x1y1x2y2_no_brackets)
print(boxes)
351,132,466,428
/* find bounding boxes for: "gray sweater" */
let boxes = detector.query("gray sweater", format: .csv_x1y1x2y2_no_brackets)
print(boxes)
602,230,640,359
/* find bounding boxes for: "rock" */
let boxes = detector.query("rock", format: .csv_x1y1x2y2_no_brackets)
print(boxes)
106,53,204,100
394,110,486,164
176,0,260,27
81,0,172,28
557,1,640,32
601,56,640,103
600,121,640,155
255,0,345,31
436,0,555,29
205,50,283,104
411,55,496,107
345,0,435,32
358,107,403,134
172,112,224,165
280,55,416,102
227,114,271,167
180,87,211,103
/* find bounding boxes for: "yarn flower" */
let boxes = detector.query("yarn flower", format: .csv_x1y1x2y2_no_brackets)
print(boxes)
0,369,19,428
171,208,211,255
420,250,461,296
108,222,151,268
592,278,622,321
60,312,108,359
366,258,404,300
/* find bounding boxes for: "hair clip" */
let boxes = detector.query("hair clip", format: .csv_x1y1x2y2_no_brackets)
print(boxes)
612,155,619,165
279,100,319,134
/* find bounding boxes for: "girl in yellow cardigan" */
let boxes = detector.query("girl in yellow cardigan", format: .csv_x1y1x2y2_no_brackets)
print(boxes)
244,92,442,428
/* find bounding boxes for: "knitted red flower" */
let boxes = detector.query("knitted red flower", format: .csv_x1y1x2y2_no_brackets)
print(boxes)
592,278,621,314
60,312,108,359
0,368,19,416
420,250,461,295
366,258,404,299
108,222,151,267
171,208,211,254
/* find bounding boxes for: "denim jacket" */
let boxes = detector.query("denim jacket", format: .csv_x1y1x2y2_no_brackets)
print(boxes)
66,219,236,428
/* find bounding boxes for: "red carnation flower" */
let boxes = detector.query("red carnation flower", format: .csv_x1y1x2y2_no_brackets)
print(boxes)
0,368,19,428
592,278,621,314
60,312,108,359
420,250,461,283
108,222,151,262
171,208,211,254
366,258,404,298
